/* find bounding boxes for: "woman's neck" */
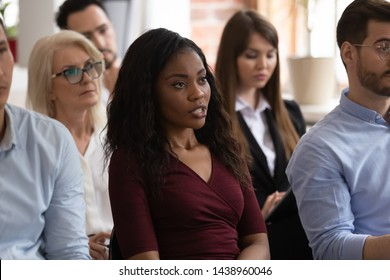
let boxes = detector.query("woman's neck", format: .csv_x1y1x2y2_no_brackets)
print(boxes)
166,129,198,151
55,109,93,155
237,87,260,109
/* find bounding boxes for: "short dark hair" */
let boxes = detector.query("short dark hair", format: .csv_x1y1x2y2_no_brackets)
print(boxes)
56,0,107,29
336,0,390,48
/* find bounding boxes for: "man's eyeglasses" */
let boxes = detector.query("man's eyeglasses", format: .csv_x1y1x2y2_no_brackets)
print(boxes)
353,41,390,61
51,61,103,84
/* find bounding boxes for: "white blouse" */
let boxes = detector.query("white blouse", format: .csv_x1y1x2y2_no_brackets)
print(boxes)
236,96,276,176
80,128,113,235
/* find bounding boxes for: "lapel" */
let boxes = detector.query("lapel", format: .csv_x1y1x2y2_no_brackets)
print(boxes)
263,108,287,184
237,111,271,177
237,110,288,182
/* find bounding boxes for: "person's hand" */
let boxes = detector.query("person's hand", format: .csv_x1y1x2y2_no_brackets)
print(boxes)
89,231,111,260
261,191,286,218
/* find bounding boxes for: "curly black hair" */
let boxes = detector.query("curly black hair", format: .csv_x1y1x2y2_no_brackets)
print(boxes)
104,28,251,196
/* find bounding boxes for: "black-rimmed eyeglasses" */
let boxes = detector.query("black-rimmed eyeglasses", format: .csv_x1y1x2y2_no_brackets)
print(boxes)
353,41,390,61
51,61,103,84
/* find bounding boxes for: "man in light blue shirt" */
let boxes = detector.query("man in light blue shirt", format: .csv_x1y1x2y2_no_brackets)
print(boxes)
0,18,90,259
286,0,390,260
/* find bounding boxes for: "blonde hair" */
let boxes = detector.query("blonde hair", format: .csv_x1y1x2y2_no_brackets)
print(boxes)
27,30,106,130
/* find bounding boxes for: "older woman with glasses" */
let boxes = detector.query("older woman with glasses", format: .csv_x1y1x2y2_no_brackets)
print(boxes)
26,30,112,260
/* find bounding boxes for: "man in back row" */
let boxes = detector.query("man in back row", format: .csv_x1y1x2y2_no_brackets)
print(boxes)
56,0,120,102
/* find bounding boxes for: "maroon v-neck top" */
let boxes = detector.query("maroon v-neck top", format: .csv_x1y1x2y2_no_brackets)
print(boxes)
109,148,266,259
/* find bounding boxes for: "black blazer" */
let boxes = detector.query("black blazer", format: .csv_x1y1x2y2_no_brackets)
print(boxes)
237,100,312,259
237,100,306,206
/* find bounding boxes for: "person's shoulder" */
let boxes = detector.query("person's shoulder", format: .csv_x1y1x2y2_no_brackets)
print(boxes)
296,109,340,147
282,99,306,135
109,147,143,177
7,104,72,143
110,147,132,164
9,103,65,128
283,99,304,118
283,99,300,111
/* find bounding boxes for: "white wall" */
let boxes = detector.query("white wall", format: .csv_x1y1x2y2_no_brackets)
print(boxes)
144,0,191,37
9,0,64,108
103,0,132,60
18,0,63,67
9,0,191,108
15,0,191,65
105,0,191,58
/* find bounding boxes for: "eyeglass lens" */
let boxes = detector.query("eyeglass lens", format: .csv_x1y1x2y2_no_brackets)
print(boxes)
64,62,103,84
378,42,390,61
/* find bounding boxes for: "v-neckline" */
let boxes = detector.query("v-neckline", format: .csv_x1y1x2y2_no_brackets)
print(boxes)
169,153,213,184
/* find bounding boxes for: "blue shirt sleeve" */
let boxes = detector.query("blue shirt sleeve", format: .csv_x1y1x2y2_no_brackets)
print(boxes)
43,128,90,260
286,132,368,260
0,105,90,259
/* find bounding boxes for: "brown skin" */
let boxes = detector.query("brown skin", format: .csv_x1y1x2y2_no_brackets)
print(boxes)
128,49,270,260
89,232,111,260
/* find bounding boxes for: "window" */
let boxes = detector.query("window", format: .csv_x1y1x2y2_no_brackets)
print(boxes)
259,0,353,93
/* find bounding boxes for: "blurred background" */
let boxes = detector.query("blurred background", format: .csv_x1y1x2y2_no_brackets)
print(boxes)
3,0,354,121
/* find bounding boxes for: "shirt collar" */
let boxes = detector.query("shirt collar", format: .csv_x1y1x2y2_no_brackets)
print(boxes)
235,94,271,113
0,105,18,151
340,88,388,126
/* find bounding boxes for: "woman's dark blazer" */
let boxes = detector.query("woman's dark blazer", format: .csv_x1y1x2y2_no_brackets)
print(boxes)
237,99,312,260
